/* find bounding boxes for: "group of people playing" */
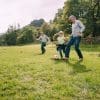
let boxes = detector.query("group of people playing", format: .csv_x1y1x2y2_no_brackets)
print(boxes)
37,15,85,61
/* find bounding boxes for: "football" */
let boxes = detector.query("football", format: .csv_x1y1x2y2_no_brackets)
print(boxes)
54,55,58,58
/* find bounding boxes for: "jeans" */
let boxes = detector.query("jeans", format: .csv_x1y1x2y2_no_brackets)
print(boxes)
41,42,46,54
65,36,83,58
57,44,65,58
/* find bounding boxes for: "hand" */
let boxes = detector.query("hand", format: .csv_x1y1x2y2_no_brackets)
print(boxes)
78,32,83,37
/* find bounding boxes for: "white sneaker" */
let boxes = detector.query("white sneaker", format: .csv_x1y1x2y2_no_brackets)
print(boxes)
79,58,83,61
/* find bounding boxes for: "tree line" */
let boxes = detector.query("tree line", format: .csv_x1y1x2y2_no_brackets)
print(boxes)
0,0,100,46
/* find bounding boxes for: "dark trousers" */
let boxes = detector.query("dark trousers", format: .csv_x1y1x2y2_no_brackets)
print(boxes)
57,44,65,58
65,36,83,58
41,42,46,54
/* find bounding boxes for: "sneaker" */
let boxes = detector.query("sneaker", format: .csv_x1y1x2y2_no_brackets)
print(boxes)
79,58,83,61
63,57,69,61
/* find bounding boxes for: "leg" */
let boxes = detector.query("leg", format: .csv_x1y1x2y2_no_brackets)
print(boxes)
41,43,44,54
41,42,46,54
59,50,63,58
65,37,75,58
74,37,83,59
62,44,65,54
60,45,66,58
57,45,63,58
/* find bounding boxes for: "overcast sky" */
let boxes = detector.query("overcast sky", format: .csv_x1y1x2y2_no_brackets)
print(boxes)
0,0,65,33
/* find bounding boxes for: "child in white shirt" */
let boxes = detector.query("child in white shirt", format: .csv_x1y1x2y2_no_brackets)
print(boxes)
37,32,50,54
53,31,66,59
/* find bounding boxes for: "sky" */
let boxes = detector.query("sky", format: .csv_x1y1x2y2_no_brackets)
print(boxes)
0,0,65,34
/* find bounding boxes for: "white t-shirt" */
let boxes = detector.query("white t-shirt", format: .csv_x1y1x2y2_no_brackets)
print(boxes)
57,36,65,45
39,35,49,43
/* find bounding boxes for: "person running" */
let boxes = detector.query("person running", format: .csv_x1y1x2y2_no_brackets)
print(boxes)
37,32,50,54
53,31,66,59
64,15,85,61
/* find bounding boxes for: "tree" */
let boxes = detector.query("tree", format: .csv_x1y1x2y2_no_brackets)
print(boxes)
87,0,100,36
0,34,7,46
53,0,100,37
5,31,17,45
17,28,34,44
41,23,51,36
30,19,45,27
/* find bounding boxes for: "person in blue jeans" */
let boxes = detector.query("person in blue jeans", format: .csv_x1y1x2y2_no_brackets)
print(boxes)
64,15,85,61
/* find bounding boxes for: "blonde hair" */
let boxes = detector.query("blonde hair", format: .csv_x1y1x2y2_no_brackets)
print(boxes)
58,31,64,35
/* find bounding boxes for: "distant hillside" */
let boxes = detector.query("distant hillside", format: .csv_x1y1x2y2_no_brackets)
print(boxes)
0,19,52,46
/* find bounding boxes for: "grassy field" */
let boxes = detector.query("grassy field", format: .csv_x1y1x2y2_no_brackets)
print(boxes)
0,44,100,100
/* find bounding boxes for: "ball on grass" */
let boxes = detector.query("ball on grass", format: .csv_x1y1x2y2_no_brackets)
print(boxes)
54,55,59,59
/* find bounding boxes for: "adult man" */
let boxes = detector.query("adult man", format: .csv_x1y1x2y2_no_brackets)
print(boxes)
65,15,85,60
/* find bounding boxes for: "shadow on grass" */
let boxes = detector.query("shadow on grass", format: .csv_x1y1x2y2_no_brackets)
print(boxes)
51,58,66,64
67,60,92,75
50,58,92,74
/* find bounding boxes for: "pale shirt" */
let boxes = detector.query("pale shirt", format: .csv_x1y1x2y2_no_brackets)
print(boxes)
72,20,85,37
39,35,49,43
57,36,65,45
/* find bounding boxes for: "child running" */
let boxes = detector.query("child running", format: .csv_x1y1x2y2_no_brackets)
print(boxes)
37,32,50,54
53,31,66,59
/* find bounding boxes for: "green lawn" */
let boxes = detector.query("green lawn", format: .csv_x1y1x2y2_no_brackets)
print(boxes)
0,44,100,100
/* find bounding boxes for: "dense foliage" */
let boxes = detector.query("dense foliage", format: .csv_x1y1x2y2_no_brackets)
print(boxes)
0,0,99,45
53,0,100,37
